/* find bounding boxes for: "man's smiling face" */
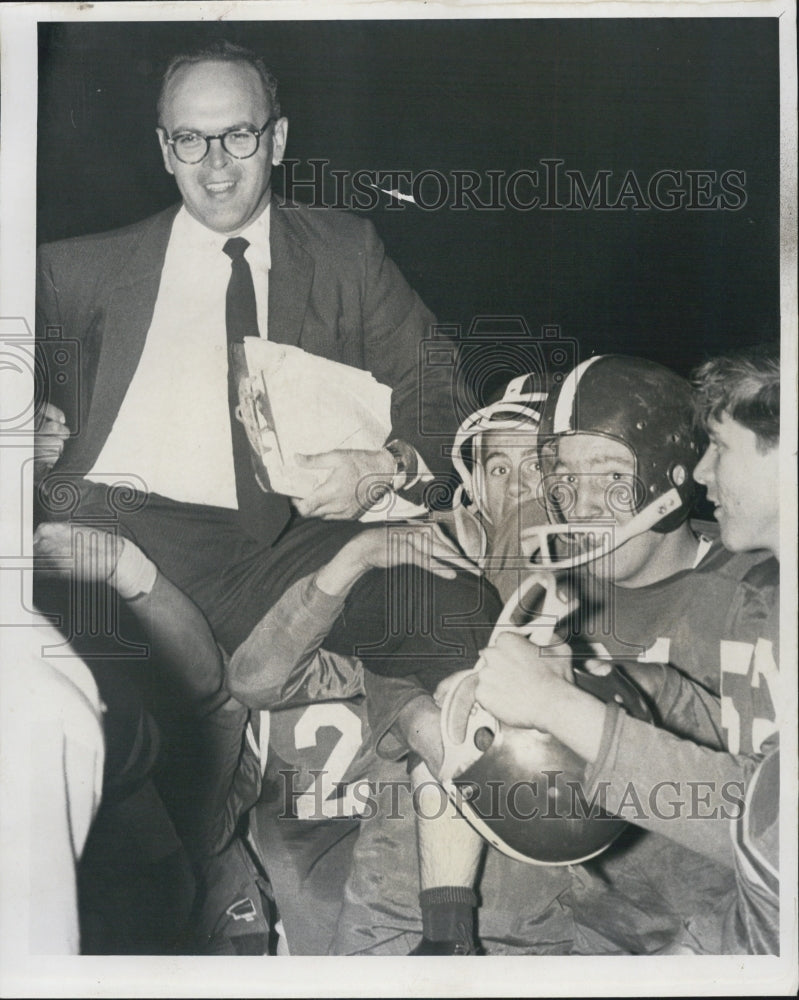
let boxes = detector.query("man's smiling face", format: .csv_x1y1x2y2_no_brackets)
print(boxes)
157,59,288,236
694,411,779,556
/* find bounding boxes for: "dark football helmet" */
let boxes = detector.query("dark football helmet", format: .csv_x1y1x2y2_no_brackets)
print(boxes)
438,571,653,865
522,355,703,568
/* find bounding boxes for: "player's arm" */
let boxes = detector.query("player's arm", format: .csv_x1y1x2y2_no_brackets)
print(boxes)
34,522,227,714
476,632,761,868
226,571,363,709
227,523,472,708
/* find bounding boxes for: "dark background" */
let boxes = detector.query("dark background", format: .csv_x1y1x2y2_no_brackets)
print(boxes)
38,18,779,388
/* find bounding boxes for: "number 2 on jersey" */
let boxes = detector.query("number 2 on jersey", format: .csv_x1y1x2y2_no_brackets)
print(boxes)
293,703,370,820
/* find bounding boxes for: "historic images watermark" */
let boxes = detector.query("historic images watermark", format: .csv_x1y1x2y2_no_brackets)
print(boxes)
279,159,748,212
277,769,747,823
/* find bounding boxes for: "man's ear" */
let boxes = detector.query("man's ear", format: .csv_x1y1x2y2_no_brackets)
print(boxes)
271,117,289,167
156,127,174,176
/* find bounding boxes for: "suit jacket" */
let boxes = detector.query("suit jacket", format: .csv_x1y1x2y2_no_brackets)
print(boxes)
36,199,455,490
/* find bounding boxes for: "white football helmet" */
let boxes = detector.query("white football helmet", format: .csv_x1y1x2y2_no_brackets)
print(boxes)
450,373,548,561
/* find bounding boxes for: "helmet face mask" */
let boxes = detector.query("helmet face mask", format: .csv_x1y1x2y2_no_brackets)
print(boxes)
524,429,686,575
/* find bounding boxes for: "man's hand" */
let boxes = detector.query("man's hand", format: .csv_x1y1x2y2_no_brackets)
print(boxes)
34,403,70,482
33,522,121,582
393,694,445,777
315,522,479,598
475,633,607,763
292,448,395,520
475,632,574,730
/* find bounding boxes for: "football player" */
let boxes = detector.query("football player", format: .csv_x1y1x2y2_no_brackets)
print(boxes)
472,350,780,953
228,374,555,954
692,344,781,954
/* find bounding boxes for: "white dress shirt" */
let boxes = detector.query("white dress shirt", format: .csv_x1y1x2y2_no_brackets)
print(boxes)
87,206,271,508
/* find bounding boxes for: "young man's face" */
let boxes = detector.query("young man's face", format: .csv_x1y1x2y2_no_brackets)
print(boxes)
158,60,288,236
548,433,665,584
479,429,542,529
694,411,779,556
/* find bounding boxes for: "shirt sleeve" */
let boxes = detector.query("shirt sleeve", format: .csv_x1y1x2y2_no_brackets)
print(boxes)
362,669,431,760
226,573,365,709
584,702,759,868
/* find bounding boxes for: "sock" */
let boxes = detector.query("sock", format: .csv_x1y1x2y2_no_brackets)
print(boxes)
419,886,477,942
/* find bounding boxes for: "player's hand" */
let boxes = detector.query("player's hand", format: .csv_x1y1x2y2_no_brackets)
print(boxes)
33,521,121,582
34,403,70,481
353,522,479,578
292,448,395,520
475,632,574,729
314,523,479,598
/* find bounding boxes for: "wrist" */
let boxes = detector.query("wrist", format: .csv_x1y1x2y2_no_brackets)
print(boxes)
384,439,419,492
108,537,157,601
544,680,607,763
315,533,376,596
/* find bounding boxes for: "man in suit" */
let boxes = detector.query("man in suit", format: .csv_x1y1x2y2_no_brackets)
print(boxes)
35,40,489,654
34,40,496,952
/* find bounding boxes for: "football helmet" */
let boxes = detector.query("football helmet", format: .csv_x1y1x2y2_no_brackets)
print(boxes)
518,354,703,569
438,571,653,865
450,374,548,560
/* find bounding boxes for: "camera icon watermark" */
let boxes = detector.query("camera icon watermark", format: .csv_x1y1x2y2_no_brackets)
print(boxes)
419,317,579,441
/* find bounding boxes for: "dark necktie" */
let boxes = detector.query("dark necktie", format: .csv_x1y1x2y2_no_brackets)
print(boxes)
223,237,290,542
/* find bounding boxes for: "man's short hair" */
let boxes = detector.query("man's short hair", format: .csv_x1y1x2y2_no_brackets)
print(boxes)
692,342,780,450
157,40,281,125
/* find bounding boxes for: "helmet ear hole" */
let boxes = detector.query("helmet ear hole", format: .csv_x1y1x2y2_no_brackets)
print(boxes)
474,726,495,751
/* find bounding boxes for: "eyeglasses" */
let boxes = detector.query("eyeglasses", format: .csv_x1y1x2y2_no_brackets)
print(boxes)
162,117,277,164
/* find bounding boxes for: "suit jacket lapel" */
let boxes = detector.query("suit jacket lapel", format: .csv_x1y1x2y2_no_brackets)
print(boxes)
84,206,178,465
268,200,314,346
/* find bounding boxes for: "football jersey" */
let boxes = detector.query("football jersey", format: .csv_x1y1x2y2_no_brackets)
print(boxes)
721,560,780,954
565,539,774,749
257,698,377,822
723,744,779,954
717,557,779,756
249,695,384,955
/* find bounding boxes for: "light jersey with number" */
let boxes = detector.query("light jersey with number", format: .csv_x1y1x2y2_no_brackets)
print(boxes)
566,536,777,755
256,697,377,823
247,693,383,955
